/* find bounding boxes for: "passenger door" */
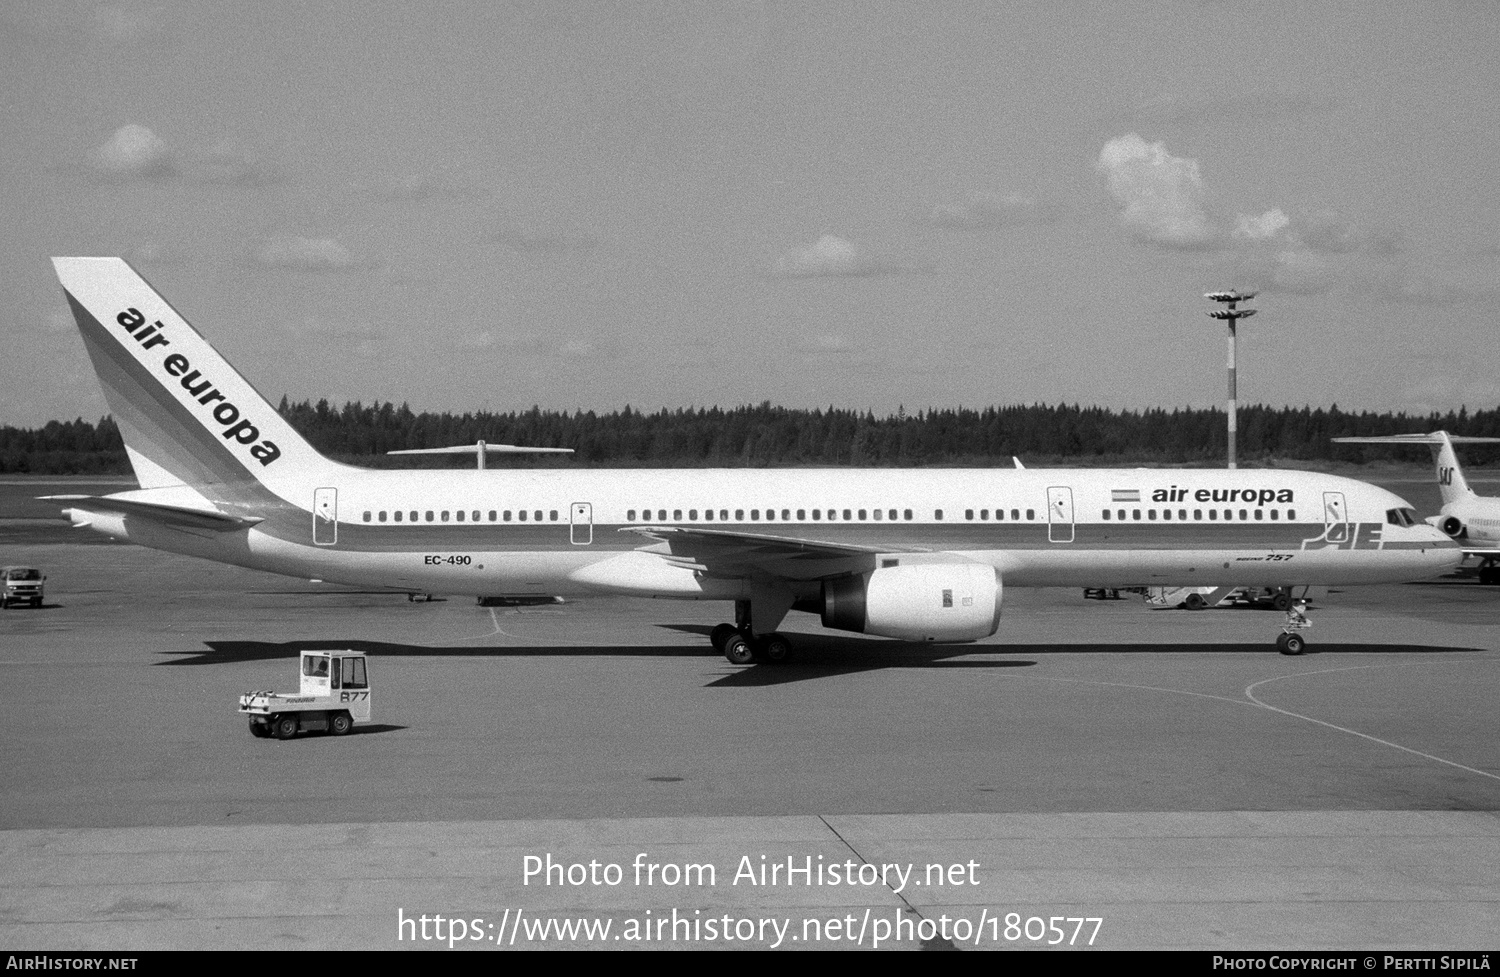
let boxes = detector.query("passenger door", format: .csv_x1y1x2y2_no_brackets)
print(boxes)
1047,486,1075,543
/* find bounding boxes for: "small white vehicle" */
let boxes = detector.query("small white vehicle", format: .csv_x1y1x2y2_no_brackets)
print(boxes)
1,566,45,609
240,650,371,739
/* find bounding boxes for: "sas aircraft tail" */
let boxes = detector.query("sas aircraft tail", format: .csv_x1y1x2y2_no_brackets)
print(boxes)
1332,431,1500,507
51,257,341,508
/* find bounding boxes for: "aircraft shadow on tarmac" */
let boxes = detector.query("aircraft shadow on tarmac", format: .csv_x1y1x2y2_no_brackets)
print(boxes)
158,631,1486,687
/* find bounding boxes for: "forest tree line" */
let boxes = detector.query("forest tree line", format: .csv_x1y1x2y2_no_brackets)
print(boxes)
3,399,1499,475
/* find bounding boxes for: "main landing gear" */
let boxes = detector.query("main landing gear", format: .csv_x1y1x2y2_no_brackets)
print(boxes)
1275,600,1313,655
711,623,793,665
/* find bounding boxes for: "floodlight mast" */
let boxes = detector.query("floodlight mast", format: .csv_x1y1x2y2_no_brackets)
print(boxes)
1205,290,1258,469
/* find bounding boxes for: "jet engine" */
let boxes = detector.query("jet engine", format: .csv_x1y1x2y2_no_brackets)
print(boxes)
1438,515,1466,538
822,563,1001,642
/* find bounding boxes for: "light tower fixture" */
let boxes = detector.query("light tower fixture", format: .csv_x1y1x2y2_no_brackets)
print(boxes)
1205,289,1258,469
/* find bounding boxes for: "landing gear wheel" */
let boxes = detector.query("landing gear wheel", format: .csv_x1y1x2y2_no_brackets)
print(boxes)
722,632,755,665
273,715,299,740
710,623,738,652
249,717,270,738
1276,633,1306,656
1272,591,1292,611
758,633,792,664
329,711,353,736
1184,593,1207,610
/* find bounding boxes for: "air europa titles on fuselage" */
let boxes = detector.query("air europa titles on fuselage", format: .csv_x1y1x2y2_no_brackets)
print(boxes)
1152,486,1295,504
115,307,281,466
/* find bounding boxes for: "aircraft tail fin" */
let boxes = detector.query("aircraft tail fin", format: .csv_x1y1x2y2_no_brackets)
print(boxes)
1332,431,1500,506
51,257,338,499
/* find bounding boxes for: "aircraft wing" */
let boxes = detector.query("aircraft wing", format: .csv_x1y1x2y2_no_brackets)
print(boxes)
619,525,924,579
41,495,264,532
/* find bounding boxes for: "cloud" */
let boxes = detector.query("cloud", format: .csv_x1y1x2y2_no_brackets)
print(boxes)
1233,208,1290,242
88,125,281,185
1096,134,1218,248
252,236,360,272
929,192,1052,230
91,124,172,178
772,234,905,278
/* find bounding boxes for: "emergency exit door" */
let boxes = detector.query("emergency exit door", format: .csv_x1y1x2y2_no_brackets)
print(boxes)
314,487,337,545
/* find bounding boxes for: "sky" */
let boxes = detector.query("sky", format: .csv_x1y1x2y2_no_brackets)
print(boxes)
3,0,1498,428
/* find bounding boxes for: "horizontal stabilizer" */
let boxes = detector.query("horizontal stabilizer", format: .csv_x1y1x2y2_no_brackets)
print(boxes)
40,494,263,531
1333,434,1500,445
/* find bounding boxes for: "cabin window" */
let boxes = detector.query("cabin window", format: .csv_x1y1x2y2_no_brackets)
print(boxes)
1148,509,1157,520
1271,510,1279,521
1010,509,1020,521
394,511,403,522
1239,509,1247,521
704,509,714,521
627,510,636,521
546,510,555,521
812,509,821,521
1102,510,1111,520
519,510,527,521
750,510,759,521
873,509,882,521
1193,509,1202,520
674,509,683,521
379,511,387,523
1209,510,1217,520
426,511,435,522
966,509,974,521
1288,509,1297,520
720,509,728,521
1026,509,1035,520
890,509,899,521
504,510,512,522
843,509,852,520
442,511,450,522
826,509,837,521
362,511,371,522
410,511,418,522
858,509,866,520
980,509,989,520
1254,509,1264,521
782,509,791,520
688,509,697,520
455,510,464,522
934,509,943,520
904,509,914,520
765,509,775,521
1179,509,1187,520
473,510,481,522
1132,509,1141,520
735,509,744,521
1162,509,1171,520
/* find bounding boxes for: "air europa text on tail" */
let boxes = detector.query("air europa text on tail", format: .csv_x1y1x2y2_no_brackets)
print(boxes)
116,307,281,466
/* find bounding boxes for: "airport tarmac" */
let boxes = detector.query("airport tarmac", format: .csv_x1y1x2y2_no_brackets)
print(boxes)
1,474,1498,951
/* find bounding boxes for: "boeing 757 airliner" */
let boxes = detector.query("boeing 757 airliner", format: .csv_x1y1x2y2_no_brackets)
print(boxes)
48,258,1460,659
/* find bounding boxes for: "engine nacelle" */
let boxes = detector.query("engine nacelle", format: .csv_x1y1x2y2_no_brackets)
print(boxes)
1438,515,1466,539
822,563,1002,642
